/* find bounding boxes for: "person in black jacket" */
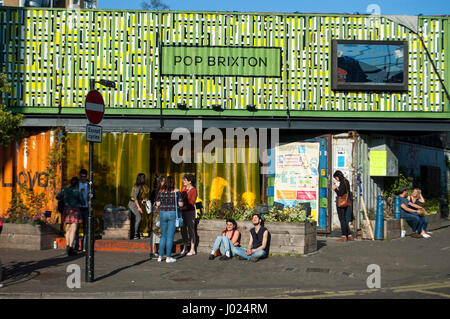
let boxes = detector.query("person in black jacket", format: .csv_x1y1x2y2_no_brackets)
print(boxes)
332,170,353,242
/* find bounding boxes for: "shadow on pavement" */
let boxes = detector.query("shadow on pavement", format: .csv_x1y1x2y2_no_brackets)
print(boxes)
95,258,150,282
1,253,84,287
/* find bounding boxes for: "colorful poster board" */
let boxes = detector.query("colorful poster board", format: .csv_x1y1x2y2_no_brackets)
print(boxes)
274,142,320,221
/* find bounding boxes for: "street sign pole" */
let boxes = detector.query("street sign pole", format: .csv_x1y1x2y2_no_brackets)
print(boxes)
86,79,96,283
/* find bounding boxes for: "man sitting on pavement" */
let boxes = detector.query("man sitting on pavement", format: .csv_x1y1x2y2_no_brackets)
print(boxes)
234,213,270,262
399,187,430,238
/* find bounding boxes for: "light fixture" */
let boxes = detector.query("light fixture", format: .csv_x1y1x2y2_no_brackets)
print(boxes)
98,79,116,89
247,104,257,112
212,104,224,112
177,103,188,110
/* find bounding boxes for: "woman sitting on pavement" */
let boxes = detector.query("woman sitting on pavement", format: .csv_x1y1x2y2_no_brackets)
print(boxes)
208,219,241,261
408,188,431,238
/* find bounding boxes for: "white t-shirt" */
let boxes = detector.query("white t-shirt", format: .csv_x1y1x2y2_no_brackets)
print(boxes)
79,181,89,208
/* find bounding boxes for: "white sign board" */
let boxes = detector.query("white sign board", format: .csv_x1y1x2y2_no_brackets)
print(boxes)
86,124,102,143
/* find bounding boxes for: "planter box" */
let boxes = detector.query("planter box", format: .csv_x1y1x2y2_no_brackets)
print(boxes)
196,219,317,255
102,208,131,240
403,213,449,235
0,223,59,250
361,219,401,240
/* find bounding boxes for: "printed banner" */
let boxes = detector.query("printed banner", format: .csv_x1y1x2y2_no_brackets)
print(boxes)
274,142,320,221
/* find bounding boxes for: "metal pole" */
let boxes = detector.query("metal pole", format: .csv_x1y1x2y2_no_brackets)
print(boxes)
86,79,96,283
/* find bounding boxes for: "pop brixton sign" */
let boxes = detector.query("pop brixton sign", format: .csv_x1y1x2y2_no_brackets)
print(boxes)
161,46,282,77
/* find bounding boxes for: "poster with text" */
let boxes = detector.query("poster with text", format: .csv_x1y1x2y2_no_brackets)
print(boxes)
274,142,320,221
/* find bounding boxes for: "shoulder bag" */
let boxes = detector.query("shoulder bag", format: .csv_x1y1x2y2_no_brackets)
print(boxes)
175,191,184,228
337,180,351,208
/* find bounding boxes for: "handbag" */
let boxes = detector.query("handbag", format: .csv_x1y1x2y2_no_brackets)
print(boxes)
337,180,351,208
175,191,184,228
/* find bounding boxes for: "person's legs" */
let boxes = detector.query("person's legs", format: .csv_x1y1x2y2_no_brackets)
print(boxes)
337,207,349,238
233,246,251,260
164,211,177,258
185,211,197,253
128,202,142,238
402,212,421,234
418,215,428,234
211,236,223,253
159,212,169,257
80,208,88,250
249,249,267,260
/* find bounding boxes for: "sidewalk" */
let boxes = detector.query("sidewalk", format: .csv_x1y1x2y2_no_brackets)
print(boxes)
1,226,450,298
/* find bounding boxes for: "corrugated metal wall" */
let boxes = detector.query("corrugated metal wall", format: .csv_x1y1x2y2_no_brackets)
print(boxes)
0,130,60,218
0,8,447,113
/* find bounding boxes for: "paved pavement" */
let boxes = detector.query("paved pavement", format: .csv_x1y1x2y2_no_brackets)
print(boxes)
1,226,450,299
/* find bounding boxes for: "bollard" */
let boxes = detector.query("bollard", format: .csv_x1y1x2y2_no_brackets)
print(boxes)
374,195,384,240
393,195,401,219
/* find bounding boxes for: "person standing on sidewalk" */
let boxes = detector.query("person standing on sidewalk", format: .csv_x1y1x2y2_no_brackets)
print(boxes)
74,168,94,251
332,170,353,242
128,173,149,240
234,214,269,262
180,174,198,256
155,176,184,263
148,175,165,259
57,177,85,256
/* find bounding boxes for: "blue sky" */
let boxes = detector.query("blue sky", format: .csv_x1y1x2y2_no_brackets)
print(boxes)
98,0,450,15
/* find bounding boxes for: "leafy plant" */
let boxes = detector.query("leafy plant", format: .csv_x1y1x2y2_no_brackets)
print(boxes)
0,73,25,145
4,129,65,225
203,200,315,225
382,168,413,217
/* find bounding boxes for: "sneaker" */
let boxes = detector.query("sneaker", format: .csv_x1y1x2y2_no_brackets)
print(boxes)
157,256,163,262
422,233,431,238
219,255,231,261
166,257,177,263
133,234,140,240
250,257,259,263
208,254,215,260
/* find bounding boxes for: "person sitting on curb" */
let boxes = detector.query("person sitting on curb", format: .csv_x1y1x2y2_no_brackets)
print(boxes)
233,214,269,262
208,219,241,261
399,187,429,238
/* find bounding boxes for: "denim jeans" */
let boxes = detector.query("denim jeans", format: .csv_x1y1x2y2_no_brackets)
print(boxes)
233,246,267,260
159,211,177,257
402,212,427,233
212,235,239,256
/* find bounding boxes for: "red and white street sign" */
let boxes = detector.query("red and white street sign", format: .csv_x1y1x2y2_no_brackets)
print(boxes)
85,90,105,125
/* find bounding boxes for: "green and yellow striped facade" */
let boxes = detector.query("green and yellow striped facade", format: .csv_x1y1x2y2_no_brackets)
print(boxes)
1,7,449,117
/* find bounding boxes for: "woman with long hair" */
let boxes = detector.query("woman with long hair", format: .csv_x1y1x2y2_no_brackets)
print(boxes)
180,174,198,256
332,170,353,242
208,218,241,261
408,188,431,238
155,175,184,263
57,177,85,256
148,175,165,259
128,173,149,240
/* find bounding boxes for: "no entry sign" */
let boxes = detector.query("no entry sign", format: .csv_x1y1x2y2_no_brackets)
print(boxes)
85,90,105,125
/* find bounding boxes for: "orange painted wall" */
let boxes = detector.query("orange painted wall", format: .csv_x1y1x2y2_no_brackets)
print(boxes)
0,131,61,218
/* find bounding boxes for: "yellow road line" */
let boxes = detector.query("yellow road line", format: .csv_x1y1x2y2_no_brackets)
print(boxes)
415,290,450,298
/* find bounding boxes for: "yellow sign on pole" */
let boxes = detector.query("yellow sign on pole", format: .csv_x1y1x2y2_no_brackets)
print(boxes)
370,151,387,176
